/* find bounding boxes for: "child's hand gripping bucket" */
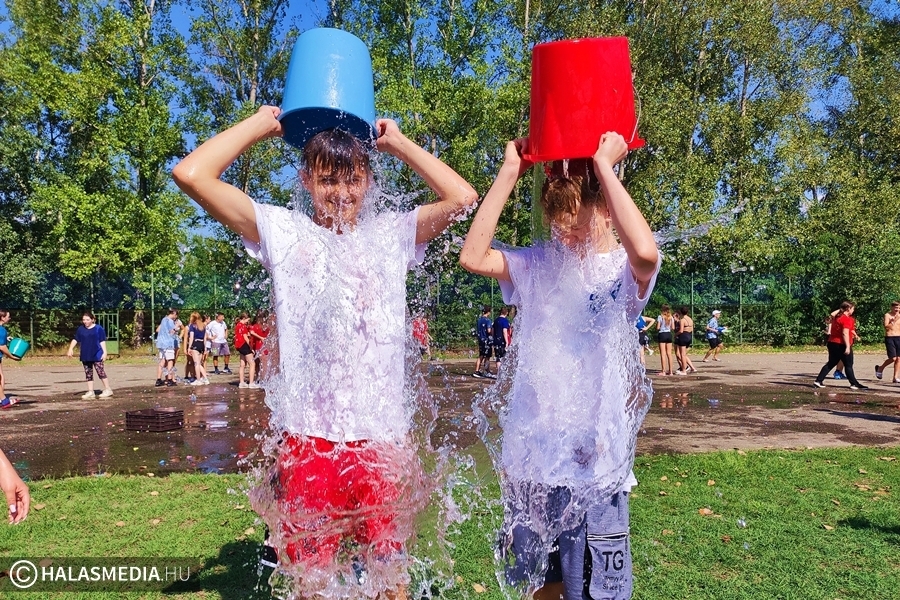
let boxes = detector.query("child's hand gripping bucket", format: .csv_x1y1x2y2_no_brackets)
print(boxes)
279,28,377,150
525,37,644,162
8,337,29,359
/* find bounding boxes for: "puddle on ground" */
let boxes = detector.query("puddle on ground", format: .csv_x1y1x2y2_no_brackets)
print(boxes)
652,388,900,413
3,362,899,479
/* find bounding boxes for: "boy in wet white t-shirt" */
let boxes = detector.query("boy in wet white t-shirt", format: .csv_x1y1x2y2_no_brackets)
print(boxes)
460,134,659,599
173,107,476,594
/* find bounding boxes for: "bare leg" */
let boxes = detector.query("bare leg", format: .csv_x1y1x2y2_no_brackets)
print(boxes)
192,350,207,380
893,357,900,382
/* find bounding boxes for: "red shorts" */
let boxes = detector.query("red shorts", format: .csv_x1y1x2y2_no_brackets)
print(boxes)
275,435,405,566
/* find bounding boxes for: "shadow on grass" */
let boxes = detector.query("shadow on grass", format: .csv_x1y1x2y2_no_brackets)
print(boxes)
164,539,272,599
837,516,900,544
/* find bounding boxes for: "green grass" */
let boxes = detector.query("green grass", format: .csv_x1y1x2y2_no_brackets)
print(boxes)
3,448,900,598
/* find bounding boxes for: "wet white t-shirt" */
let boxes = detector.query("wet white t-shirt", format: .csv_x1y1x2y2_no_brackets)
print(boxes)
498,243,659,492
244,202,424,442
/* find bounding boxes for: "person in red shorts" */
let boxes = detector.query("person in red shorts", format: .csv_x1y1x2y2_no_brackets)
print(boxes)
173,104,477,596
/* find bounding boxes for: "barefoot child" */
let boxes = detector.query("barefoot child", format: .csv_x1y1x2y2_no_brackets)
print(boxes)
173,106,476,596
460,133,659,599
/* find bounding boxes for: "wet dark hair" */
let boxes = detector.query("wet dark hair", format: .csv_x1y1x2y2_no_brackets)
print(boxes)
679,306,690,316
541,158,604,222
0,309,10,319
482,306,492,314
499,307,509,316
302,128,371,178
840,301,855,312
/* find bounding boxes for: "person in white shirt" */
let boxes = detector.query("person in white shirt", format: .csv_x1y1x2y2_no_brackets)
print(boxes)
172,106,477,597
205,313,231,375
460,133,659,600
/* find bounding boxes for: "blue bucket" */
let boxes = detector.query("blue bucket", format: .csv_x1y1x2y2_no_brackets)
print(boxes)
279,28,377,150
8,338,29,359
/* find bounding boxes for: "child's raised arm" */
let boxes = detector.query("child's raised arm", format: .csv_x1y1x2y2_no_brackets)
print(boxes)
172,106,284,245
375,119,478,244
592,133,659,293
459,139,533,281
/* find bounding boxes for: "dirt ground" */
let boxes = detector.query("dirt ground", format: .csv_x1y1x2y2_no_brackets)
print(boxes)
1,351,899,479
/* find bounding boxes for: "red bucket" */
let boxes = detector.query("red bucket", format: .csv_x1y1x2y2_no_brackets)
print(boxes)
525,37,644,162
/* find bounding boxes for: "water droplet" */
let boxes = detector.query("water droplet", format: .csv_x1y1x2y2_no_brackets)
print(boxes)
737,518,747,528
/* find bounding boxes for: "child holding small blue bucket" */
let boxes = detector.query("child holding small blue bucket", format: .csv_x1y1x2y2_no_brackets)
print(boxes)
460,134,659,599
0,310,22,408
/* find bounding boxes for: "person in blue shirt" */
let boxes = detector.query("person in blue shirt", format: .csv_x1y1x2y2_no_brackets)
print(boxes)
635,313,656,365
493,307,512,368
67,312,113,399
474,306,494,378
155,308,180,387
702,309,726,361
0,310,22,405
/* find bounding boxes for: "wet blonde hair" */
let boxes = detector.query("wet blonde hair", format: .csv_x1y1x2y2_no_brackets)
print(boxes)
540,158,605,223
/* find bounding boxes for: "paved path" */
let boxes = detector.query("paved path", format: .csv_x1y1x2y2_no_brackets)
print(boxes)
1,352,899,480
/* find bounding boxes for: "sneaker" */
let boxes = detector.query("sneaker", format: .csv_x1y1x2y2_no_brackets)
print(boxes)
647,349,654,356
675,370,686,375
249,382,262,389
894,379,900,384
260,527,278,569
472,372,483,379
687,366,698,373
813,381,825,388
213,368,221,375
185,377,196,383
239,381,250,388
223,367,233,374
850,384,869,390
834,370,844,380
875,365,883,380
81,391,96,399
155,379,164,387
202,377,211,385
191,379,205,386
99,389,114,398
165,380,176,387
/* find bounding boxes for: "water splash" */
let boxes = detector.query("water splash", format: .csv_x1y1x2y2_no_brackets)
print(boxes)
652,201,746,246
241,149,472,599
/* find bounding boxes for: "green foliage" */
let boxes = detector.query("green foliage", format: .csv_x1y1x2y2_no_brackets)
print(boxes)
1,0,899,344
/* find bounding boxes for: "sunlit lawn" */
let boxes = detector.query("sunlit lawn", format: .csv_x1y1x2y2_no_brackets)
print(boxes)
2,447,899,599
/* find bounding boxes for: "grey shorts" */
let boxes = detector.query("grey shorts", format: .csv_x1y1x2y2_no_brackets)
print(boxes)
505,489,632,599
210,342,230,357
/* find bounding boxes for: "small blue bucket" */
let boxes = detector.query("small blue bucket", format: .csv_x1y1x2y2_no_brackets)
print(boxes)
8,338,29,359
279,28,377,150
